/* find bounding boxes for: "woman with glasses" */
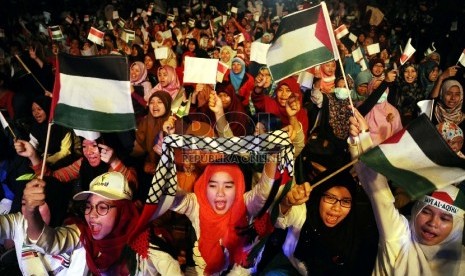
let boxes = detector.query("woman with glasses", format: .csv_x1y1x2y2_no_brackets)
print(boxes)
21,172,182,275
259,170,378,275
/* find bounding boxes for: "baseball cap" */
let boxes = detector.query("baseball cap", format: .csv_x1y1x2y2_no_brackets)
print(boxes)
73,172,133,201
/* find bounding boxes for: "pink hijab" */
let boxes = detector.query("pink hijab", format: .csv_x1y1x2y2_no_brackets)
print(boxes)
130,61,148,85
151,65,180,99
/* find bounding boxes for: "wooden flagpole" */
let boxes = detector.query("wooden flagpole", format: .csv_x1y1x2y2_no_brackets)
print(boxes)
39,122,53,179
310,159,359,189
14,55,48,93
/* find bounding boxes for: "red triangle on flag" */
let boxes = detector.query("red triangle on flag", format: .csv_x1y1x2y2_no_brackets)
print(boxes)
315,8,333,54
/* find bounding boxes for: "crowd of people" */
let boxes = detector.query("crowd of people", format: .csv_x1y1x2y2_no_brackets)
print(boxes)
1,0,465,275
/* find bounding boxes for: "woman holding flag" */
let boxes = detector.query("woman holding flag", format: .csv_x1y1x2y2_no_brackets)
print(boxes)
21,172,182,275
349,108,465,275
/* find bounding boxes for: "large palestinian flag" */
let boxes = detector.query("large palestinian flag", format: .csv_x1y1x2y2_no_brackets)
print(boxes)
50,53,135,132
266,2,338,82
360,114,465,199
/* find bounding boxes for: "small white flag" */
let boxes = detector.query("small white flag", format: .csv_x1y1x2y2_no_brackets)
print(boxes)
334,24,349,39
458,49,465,67
367,43,380,55
231,7,238,14
113,10,119,19
162,30,172,39
250,42,271,64
0,112,9,129
400,38,416,65
360,59,368,71
154,47,168,60
352,47,363,62
348,33,358,43
173,7,179,16
184,57,219,84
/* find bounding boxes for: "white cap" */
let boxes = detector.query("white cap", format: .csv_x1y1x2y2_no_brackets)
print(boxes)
73,172,132,201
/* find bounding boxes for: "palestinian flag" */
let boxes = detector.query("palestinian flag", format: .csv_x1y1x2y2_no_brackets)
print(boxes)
266,2,338,82
50,53,135,132
360,114,465,200
49,26,64,41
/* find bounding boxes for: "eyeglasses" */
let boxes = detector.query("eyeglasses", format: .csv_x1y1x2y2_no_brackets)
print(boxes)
322,194,352,208
84,202,116,216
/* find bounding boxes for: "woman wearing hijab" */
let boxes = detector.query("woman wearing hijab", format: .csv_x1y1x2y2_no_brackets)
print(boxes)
129,44,145,64
219,45,236,68
225,57,255,108
130,61,152,122
15,131,138,194
349,109,465,275
144,52,159,87
171,159,278,275
432,80,465,128
150,65,182,100
27,95,76,169
418,60,440,98
261,170,377,275
389,62,425,125
132,91,171,181
22,172,182,275
198,82,253,136
252,77,308,138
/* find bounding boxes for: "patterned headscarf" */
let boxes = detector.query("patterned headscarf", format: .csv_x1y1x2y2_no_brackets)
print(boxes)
434,80,465,125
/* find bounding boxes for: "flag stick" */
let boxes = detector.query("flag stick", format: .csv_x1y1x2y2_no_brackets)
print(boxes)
310,158,359,189
14,55,48,93
39,122,53,179
7,125,17,141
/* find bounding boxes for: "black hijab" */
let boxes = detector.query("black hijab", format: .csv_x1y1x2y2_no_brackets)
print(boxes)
294,169,359,275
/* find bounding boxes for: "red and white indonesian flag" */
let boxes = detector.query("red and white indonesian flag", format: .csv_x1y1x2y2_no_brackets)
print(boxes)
183,56,218,84
266,2,338,82
400,38,416,65
50,54,135,132
334,24,349,39
457,49,465,67
217,61,229,83
87,27,104,46
65,15,73,24
360,114,465,199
